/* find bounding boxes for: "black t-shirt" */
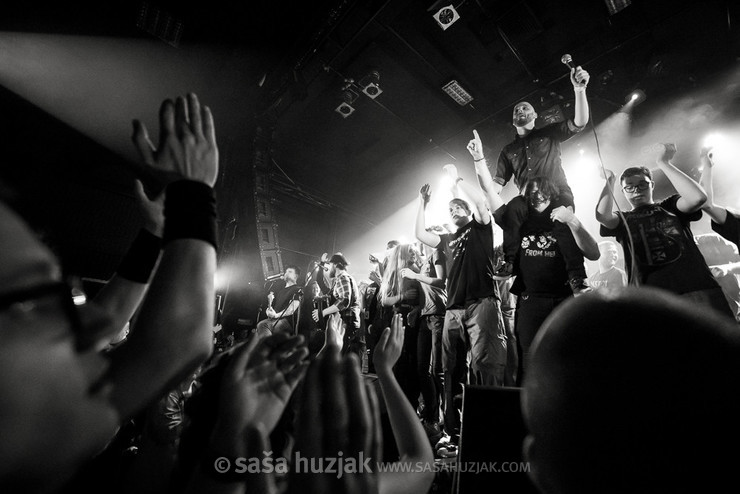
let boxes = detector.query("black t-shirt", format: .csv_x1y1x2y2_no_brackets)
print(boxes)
272,284,302,315
510,205,571,297
712,210,740,250
600,195,719,294
438,218,498,309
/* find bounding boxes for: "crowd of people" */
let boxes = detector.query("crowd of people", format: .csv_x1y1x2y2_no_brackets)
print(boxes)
3,59,740,494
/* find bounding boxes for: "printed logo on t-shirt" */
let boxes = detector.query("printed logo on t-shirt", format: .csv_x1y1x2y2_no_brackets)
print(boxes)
521,234,557,257
448,227,470,261
626,206,683,266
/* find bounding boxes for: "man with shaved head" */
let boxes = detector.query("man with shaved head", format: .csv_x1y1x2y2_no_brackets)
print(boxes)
483,64,592,294
522,287,740,493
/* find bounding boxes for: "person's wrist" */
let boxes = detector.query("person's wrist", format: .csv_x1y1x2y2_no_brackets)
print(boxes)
573,85,587,93
376,366,394,380
473,156,485,162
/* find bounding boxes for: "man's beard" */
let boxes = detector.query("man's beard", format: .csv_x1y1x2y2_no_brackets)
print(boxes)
514,114,534,127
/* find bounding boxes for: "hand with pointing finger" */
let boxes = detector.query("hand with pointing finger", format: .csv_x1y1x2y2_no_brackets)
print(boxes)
467,129,485,161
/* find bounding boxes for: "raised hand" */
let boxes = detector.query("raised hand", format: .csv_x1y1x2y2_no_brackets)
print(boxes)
132,93,218,186
657,143,678,163
291,346,381,494
443,163,459,181
373,313,405,374
419,184,431,205
467,129,485,161
218,333,309,434
700,146,715,166
600,167,616,183
317,313,345,356
571,66,590,88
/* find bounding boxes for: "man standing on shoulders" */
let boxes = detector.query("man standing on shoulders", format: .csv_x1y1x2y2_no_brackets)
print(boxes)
588,241,627,292
491,64,591,293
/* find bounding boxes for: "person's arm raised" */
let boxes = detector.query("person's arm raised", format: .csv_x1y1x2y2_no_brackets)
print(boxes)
595,169,620,230
415,184,441,248
107,93,218,419
445,163,491,225
572,66,590,128
656,143,707,213
89,180,164,349
466,129,505,213
699,147,728,224
374,314,435,494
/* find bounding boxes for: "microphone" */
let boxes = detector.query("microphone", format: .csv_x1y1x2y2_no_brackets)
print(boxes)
561,54,587,85
265,273,283,281
560,53,575,70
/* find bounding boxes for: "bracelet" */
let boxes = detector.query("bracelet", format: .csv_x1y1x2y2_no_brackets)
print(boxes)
116,229,162,283
163,181,218,249
474,157,486,162
455,177,463,183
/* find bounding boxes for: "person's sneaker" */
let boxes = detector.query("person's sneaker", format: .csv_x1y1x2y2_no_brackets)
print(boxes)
493,260,514,280
568,277,593,296
437,443,458,458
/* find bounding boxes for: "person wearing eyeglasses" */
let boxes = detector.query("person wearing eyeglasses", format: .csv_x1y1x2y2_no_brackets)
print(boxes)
595,143,733,319
0,93,220,493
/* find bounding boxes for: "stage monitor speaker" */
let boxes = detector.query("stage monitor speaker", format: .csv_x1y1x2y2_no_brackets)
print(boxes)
455,385,538,494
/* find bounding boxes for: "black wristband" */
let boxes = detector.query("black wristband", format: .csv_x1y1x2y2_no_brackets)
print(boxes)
117,229,162,283
163,181,218,250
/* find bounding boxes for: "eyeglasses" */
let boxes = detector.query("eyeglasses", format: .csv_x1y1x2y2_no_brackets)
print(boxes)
622,181,652,193
0,278,89,348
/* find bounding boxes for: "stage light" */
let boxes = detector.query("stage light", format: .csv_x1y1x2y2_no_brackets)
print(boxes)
433,5,461,30
442,80,474,106
624,89,646,105
335,102,355,118
360,70,382,99
703,132,726,149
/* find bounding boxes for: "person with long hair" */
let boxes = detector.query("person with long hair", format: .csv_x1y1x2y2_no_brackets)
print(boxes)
379,243,424,418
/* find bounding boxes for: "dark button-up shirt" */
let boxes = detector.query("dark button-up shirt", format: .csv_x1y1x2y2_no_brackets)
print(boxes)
494,120,583,194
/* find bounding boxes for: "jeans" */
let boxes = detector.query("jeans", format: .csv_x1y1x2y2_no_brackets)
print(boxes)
442,296,507,440
254,317,293,339
515,294,567,385
419,315,443,423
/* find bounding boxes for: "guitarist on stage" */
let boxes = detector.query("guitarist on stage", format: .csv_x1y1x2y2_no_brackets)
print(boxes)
253,265,303,338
